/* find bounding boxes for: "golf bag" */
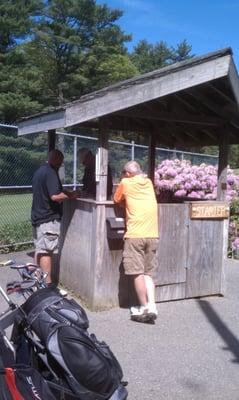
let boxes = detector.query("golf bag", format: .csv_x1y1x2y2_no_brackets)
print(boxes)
0,334,56,400
19,287,128,400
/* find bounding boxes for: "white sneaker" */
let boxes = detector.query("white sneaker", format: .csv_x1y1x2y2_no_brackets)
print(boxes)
130,306,147,316
130,306,150,323
147,303,158,321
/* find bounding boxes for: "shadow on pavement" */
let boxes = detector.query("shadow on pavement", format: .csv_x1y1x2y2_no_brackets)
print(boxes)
197,299,239,363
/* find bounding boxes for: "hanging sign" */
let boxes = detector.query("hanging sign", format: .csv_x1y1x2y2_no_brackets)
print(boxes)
190,202,229,219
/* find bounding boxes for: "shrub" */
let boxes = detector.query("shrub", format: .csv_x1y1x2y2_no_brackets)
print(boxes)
154,159,239,257
154,159,239,202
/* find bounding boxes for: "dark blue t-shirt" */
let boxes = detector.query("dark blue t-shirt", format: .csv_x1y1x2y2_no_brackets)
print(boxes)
31,163,63,226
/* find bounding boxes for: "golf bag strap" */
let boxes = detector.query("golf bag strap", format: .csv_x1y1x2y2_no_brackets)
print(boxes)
0,354,5,385
5,368,24,400
46,307,71,326
46,307,87,333
0,355,25,400
0,354,4,369
26,296,63,325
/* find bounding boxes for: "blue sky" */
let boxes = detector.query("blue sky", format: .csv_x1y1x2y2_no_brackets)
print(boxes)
97,0,239,70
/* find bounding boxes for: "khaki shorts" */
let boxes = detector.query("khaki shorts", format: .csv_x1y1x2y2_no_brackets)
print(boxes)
123,238,158,276
33,220,61,255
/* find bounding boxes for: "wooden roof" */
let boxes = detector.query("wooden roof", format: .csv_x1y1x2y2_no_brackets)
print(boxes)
18,48,239,147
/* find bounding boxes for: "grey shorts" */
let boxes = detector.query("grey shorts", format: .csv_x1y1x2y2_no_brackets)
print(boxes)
33,220,61,255
123,238,158,276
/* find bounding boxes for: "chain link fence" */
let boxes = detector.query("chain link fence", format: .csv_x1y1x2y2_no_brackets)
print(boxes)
0,124,218,251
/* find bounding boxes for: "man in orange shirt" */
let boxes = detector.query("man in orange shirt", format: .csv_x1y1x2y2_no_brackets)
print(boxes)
114,160,159,323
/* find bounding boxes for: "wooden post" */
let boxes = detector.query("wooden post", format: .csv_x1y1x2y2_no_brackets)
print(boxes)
217,131,228,201
48,129,56,153
96,121,109,201
148,130,156,182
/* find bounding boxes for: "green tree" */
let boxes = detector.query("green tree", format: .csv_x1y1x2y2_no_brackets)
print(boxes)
27,0,134,106
131,39,193,74
0,0,44,122
0,52,44,122
171,40,193,63
0,0,43,52
93,53,138,87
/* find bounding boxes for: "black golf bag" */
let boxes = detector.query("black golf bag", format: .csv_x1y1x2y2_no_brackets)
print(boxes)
0,333,56,400
17,287,128,400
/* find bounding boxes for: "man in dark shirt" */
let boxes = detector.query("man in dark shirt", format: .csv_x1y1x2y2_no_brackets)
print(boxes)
78,148,113,198
31,149,78,283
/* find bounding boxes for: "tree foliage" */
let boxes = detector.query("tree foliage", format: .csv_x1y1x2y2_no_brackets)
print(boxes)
0,0,195,191
26,0,134,106
0,0,43,52
0,0,44,122
130,39,193,74
0,0,194,122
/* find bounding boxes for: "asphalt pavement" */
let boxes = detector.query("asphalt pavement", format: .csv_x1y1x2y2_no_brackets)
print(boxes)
1,251,239,400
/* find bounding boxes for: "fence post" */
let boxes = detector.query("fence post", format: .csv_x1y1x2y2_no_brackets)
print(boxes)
131,140,135,160
73,136,77,190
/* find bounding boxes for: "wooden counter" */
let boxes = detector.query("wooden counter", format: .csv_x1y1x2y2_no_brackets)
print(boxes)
59,199,228,310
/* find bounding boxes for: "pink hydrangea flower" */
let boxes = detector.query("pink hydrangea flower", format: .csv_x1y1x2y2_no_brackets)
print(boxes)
154,159,239,201
174,189,187,197
232,238,239,250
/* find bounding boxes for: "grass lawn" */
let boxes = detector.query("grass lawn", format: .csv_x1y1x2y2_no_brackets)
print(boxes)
0,193,33,247
0,193,32,226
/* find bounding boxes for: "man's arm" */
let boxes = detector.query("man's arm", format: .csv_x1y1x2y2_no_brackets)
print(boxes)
51,190,78,203
47,168,79,203
113,182,125,204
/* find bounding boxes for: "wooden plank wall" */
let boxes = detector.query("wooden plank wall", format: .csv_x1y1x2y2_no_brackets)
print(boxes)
92,205,126,309
186,218,227,298
59,200,228,310
156,205,188,284
60,200,126,309
155,204,188,302
60,200,95,305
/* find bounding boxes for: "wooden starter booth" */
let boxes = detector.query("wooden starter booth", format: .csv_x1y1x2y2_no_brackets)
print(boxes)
18,48,239,310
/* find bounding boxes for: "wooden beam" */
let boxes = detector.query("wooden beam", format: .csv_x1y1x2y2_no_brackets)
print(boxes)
48,129,56,152
228,57,239,106
200,128,218,141
187,88,239,129
18,110,66,135
173,93,197,112
209,83,235,106
148,129,156,181
18,53,234,136
217,130,229,201
96,121,109,202
63,55,231,128
104,114,151,133
117,109,223,127
151,123,175,148
153,123,201,147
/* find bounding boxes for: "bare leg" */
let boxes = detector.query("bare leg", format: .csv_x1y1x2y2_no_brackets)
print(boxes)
144,274,156,304
35,253,52,283
133,274,148,306
144,274,158,318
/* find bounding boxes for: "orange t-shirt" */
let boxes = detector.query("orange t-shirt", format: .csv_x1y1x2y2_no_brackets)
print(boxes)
113,175,159,238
